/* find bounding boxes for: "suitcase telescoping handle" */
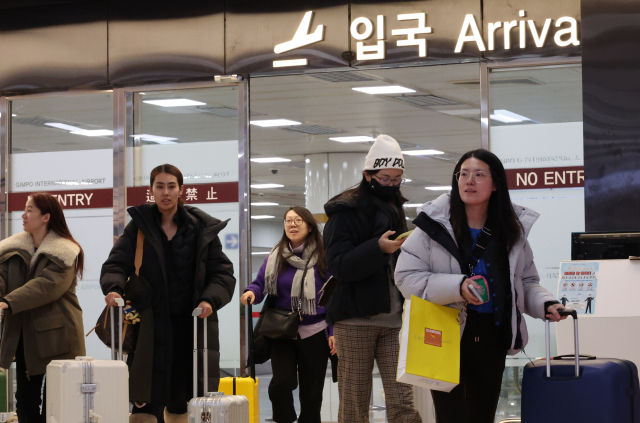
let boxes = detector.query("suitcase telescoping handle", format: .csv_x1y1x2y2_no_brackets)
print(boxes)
545,308,579,378
247,298,256,381
192,307,208,399
110,297,125,361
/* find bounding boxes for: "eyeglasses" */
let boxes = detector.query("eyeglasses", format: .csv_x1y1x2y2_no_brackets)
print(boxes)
284,218,305,227
372,174,406,187
455,170,490,183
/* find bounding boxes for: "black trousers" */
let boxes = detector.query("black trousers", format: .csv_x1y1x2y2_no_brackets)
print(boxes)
132,314,193,419
432,310,508,423
585,303,592,313
269,330,330,423
15,335,46,423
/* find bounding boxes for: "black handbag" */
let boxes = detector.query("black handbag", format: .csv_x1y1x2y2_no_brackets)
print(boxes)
318,276,336,308
91,229,146,353
258,257,311,340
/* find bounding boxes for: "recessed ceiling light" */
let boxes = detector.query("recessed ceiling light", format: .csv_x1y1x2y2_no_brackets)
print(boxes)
45,122,84,131
490,109,531,123
425,186,452,191
143,99,206,107
251,215,275,220
131,134,178,144
11,114,16,117
250,157,292,163
403,203,423,207
70,129,113,137
250,184,285,189
352,86,416,95
250,119,301,127
251,202,280,206
403,149,445,156
405,179,412,183
329,136,376,143
251,252,271,255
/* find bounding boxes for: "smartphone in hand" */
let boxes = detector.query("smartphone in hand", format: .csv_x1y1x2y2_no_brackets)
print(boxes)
469,275,490,303
392,230,413,241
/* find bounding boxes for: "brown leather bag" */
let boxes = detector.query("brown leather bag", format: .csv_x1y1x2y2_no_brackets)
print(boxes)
88,230,145,353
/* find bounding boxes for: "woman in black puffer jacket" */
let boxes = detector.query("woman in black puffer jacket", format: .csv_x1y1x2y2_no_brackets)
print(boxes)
100,164,236,423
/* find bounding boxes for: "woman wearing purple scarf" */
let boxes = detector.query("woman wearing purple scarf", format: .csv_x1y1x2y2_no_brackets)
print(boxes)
241,206,334,423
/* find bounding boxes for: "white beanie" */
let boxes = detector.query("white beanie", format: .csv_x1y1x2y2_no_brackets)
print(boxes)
364,134,405,171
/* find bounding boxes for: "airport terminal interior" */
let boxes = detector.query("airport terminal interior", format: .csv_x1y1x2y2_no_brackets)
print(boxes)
4,62,584,422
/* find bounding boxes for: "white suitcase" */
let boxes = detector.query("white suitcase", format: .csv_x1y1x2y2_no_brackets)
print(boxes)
187,307,249,423
0,310,15,423
46,299,129,423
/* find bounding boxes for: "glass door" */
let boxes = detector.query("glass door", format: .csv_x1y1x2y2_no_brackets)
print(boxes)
125,84,244,372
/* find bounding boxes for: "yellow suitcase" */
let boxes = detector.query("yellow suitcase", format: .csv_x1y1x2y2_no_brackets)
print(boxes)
218,376,259,423
220,300,260,423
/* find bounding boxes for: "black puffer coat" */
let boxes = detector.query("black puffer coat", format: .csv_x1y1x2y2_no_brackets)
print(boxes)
323,193,406,324
100,204,236,407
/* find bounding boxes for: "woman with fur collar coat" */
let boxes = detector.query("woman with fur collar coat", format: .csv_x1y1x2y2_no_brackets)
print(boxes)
0,193,85,423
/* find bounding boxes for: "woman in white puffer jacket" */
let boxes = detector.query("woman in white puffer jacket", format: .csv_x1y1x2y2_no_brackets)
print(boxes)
394,149,566,423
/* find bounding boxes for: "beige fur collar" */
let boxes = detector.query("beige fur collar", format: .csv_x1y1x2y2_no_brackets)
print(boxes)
0,231,80,268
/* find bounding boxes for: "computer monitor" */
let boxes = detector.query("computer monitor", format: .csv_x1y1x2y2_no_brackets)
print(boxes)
571,231,640,260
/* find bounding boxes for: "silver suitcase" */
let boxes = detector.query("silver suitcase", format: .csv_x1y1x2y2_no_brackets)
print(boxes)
187,307,249,423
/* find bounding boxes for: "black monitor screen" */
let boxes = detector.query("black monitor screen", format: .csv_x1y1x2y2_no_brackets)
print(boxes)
571,232,640,260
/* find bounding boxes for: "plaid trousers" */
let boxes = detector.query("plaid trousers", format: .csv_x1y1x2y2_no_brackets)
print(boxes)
334,323,422,423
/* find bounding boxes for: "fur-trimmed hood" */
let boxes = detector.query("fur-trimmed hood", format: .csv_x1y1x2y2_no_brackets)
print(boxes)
0,231,80,268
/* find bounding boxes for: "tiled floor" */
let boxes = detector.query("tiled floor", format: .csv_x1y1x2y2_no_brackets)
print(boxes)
256,362,389,423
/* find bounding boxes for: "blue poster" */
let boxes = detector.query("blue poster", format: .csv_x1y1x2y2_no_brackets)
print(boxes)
557,262,599,315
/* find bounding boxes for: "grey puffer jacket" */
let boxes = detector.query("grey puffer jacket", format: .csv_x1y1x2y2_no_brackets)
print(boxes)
394,193,556,355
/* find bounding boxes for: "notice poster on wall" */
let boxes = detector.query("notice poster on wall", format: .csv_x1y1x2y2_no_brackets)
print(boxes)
557,262,599,315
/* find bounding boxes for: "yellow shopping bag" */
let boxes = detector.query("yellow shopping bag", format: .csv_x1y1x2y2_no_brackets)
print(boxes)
396,295,461,392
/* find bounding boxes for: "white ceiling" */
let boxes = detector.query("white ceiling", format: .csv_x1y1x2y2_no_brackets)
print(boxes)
7,63,583,226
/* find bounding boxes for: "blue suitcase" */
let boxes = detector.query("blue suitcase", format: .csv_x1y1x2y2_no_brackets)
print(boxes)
522,309,640,423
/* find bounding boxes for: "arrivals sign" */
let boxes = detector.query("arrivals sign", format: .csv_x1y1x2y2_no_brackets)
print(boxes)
272,9,579,68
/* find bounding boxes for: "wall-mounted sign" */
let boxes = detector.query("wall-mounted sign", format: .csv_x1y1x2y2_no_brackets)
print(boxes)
127,182,239,206
8,182,239,211
506,166,584,190
455,11,579,53
272,7,580,68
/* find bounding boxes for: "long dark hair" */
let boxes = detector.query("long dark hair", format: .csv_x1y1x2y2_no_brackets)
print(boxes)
336,170,409,232
30,193,85,278
150,164,185,206
449,149,523,254
275,207,327,280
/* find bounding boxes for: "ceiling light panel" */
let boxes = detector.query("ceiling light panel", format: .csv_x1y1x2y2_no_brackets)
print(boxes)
403,149,445,156
251,215,276,220
352,86,416,95
329,136,375,143
490,109,532,123
143,99,206,107
70,129,113,137
425,186,452,191
250,119,301,127
250,183,285,189
251,202,280,206
45,122,83,131
250,157,292,163
131,134,178,144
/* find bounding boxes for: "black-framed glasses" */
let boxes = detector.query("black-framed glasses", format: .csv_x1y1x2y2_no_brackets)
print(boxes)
372,174,406,187
284,218,304,227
